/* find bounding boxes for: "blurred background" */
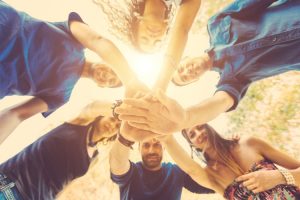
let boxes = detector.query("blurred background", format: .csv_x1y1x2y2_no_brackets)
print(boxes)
0,0,299,199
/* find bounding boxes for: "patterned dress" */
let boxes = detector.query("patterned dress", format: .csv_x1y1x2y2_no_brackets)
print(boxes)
224,159,300,200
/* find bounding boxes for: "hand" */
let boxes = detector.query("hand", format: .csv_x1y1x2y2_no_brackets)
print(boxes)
124,79,150,98
120,121,159,142
236,170,286,193
115,89,187,135
172,55,211,86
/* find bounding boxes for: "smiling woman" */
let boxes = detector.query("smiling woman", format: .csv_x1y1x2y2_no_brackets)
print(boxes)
94,0,201,91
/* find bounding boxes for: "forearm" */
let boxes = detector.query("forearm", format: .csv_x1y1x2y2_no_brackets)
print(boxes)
290,168,300,187
0,97,48,144
109,138,131,175
164,136,214,189
154,31,188,92
154,0,200,91
92,38,137,86
183,91,233,129
69,101,113,125
0,109,22,144
70,22,137,86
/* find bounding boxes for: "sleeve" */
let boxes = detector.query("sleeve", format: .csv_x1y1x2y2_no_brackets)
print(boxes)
181,169,215,194
207,0,278,48
51,12,85,47
52,12,85,34
210,0,278,20
39,89,72,117
110,161,136,187
215,73,250,112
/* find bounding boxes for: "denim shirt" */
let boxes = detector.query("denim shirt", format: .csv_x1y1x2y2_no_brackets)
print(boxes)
206,0,300,111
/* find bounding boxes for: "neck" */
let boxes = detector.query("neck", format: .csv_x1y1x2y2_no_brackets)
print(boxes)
143,0,166,21
81,61,93,78
203,53,213,71
142,163,162,171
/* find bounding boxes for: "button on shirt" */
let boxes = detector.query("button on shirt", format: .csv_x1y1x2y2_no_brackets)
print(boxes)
206,0,300,111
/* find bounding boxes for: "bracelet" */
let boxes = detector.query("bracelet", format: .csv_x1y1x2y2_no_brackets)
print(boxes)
118,133,135,149
111,100,123,120
278,168,296,185
164,54,177,70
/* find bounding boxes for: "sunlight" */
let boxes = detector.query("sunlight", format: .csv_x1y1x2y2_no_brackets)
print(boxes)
128,52,164,87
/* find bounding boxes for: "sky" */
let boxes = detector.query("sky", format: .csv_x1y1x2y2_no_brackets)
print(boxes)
0,0,228,162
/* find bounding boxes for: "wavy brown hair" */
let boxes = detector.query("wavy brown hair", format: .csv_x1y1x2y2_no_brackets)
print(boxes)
182,124,245,178
93,0,176,50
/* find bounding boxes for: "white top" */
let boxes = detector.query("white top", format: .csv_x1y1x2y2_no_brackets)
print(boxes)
163,0,182,7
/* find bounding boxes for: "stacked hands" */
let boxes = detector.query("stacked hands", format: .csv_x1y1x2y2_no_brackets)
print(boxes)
117,81,188,142
116,55,211,143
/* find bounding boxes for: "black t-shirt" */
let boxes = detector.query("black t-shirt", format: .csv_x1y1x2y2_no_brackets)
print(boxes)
0,123,91,200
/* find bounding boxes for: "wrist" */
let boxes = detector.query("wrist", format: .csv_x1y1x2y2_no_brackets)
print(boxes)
111,100,123,120
278,168,296,185
181,110,190,130
118,132,135,149
123,73,139,87
274,170,287,185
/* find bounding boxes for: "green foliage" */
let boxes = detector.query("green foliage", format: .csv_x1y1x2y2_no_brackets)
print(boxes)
227,72,300,159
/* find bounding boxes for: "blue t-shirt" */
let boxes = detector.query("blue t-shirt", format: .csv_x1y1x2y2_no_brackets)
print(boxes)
0,1,85,116
207,0,300,111
0,123,91,200
111,162,214,200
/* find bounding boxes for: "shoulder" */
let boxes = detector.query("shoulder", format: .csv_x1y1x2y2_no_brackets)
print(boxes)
239,136,268,151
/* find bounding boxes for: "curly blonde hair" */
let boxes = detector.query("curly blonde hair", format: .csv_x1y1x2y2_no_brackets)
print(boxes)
93,0,176,49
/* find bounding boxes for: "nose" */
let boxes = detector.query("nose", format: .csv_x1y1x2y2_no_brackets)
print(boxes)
148,145,156,153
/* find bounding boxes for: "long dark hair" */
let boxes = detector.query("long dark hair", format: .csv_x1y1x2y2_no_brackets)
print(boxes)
93,0,175,49
88,116,119,146
182,124,245,176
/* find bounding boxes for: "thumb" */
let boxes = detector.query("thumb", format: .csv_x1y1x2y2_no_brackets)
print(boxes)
235,173,251,182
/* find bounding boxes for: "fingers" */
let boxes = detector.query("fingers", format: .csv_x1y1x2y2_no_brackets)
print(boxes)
116,106,148,117
252,187,264,194
121,99,150,110
119,115,148,124
128,122,151,131
242,178,255,187
246,183,258,191
236,173,252,182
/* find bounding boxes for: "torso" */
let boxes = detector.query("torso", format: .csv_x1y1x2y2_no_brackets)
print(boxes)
0,2,85,109
206,138,264,191
224,159,300,200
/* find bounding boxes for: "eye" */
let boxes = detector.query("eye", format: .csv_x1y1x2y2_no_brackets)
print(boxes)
153,143,162,148
196,125,205,131
189,131,196,139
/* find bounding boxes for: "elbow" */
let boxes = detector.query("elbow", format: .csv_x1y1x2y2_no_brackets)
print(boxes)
215,91,234,111
5,108,24,122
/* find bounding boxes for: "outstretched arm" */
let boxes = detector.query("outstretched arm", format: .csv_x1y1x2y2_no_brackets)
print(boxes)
0,97,48,144
110,122,158,175
236,137,300,193
70,21,138,87
153,0,201,92
68,101,114,126
116,90,233,135
163,136,222,193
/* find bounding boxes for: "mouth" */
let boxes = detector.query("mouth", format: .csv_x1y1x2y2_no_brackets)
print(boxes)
196,134,207,147
146,155,160,161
